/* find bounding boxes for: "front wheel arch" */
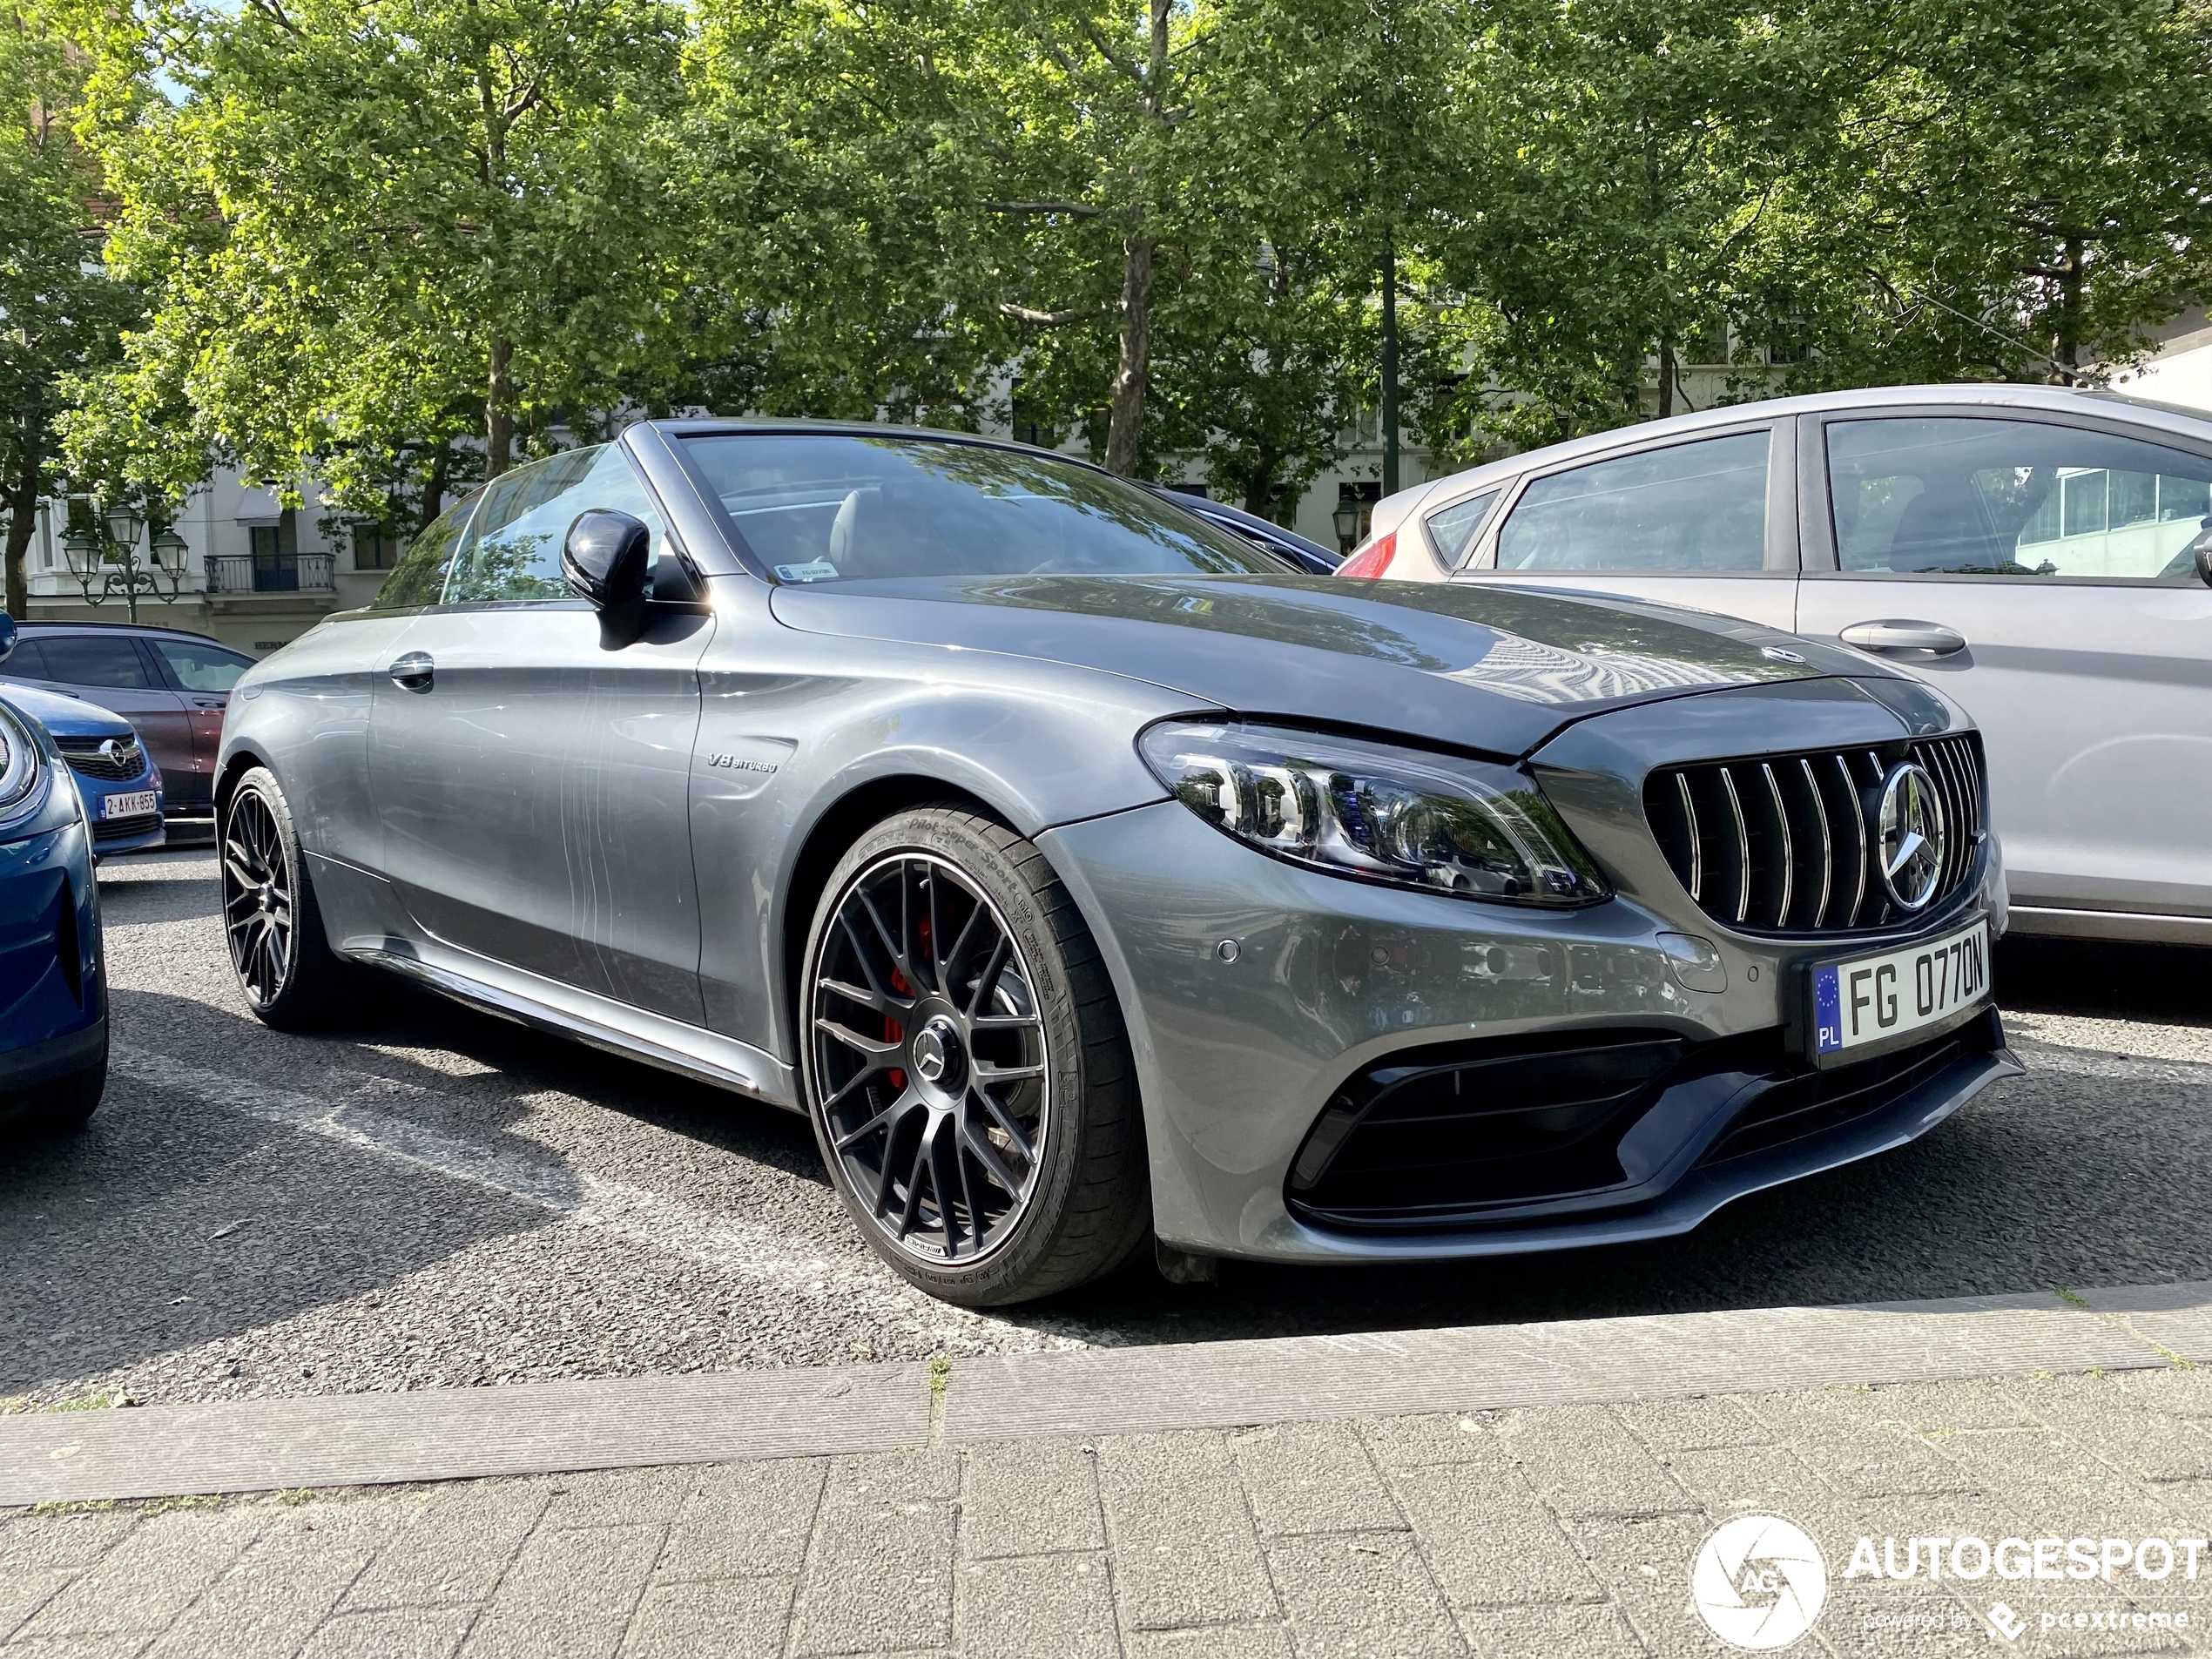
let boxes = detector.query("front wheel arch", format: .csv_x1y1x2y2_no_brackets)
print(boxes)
795,805,1151,1305
778,775,1003,1061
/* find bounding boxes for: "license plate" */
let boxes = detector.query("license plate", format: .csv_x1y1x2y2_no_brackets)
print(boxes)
1811,919,1990,1066
103,790,157,820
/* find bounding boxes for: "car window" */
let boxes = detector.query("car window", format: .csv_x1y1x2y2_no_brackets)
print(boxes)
1826,416,2212,578
1424,489,1502,568
30,635,157,689
1494,432,1770,573
442,445,668,604
1,640,49,679
370,488,483,611
149,638,255,692
680,434,1280,581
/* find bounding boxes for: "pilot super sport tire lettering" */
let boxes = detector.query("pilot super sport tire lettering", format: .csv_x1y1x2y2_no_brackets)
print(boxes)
220,767,353,1031
801,808,1150,1306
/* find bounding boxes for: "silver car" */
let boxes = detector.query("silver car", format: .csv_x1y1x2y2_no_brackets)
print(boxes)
218,421,2015,1305
1349,383,2212,947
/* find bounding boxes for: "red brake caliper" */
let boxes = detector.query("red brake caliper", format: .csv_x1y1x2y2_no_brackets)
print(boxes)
886,963,911,1092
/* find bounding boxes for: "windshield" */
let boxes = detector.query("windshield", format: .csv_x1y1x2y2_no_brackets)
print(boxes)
680,434,1283,582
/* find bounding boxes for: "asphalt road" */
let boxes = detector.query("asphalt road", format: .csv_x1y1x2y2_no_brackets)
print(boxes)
5,846,2209,1406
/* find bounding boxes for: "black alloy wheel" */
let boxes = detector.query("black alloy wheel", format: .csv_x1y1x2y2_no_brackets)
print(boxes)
222,785,294,1007
219,766,354,1030
811,851,1049,1263
801,808,1150,1305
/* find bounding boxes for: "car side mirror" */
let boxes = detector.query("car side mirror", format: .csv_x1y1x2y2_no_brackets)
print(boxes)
0,612,15,664
563,510,653,645
563,510,652,609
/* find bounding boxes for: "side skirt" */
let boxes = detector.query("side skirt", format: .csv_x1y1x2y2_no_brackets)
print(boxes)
335,937,800,1113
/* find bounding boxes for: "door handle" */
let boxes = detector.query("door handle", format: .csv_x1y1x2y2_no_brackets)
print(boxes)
388,651,435,692
1838,619,1967,656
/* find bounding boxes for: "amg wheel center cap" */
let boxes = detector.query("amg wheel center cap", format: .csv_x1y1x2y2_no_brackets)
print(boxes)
911,1016,965,1092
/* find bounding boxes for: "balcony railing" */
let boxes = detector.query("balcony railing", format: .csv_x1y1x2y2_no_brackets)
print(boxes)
206,552,335,594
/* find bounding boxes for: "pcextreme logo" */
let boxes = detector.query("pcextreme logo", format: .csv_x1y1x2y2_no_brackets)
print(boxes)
1690,1514,1830,1650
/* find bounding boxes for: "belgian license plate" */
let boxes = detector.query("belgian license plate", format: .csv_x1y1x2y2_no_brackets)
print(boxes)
103,790,157,820
1811,920,1990,1065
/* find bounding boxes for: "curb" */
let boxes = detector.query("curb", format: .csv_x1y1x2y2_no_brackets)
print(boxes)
4,1279,2204,1507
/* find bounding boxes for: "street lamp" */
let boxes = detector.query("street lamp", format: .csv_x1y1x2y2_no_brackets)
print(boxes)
150,525,190,581
103,504,145,622
60,526,101,586
104,504,143,555
57,503,189,617
1332,499,1362,554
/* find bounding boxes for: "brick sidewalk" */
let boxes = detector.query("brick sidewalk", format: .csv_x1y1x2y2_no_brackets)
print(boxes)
8,1367,2212,1658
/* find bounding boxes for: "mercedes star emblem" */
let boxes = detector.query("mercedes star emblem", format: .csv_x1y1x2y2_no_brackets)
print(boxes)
1874,762,1946,911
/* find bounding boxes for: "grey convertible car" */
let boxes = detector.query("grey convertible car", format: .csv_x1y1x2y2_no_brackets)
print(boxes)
218,421,2016,1305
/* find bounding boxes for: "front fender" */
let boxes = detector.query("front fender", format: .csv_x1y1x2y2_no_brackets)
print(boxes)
691,597,1203,1062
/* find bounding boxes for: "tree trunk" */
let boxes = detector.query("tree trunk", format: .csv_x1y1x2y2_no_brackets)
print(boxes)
1657,338,1676,419
1103,239,1154,477
3,427,43,620
1243,461,1278,519
2052,237,2084,383
419,442,452,530
485,340,515,478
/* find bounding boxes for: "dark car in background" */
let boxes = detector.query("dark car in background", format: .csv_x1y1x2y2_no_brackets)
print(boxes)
1145,487,1344,574
0,622,254,828
0,616,108,1137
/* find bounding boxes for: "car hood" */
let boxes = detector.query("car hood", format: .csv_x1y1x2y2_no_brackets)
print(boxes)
768,573,1878,756
0,680,135,742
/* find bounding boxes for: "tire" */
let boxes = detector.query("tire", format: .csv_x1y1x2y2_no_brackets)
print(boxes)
219,766,354,1031
1,1043,107,1137
799,806,1150,1306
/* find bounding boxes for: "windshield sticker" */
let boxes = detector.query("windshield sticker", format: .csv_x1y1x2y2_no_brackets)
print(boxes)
775,561,840,583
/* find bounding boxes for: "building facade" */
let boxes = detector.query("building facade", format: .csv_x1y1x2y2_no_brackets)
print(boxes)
20,470,390,655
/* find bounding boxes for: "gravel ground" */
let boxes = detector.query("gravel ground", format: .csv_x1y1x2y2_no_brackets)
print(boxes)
4,848,2208,1407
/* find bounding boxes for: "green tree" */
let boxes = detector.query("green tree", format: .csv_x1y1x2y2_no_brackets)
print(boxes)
679,0,1015,428
1749,0,2212,388
1419,0,1842,448
0,2,137,618
64,0,691,530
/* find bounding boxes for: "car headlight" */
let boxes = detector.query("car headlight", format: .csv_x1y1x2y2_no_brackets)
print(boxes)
1138,720,1610,905
0,702,45,817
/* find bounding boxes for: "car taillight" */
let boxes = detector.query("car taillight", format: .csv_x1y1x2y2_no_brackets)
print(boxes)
1338,531,1395,579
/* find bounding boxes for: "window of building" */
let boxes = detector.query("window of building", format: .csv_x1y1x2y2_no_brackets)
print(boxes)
353,523,401,570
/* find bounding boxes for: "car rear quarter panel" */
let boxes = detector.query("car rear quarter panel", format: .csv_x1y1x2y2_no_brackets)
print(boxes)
221,615,413,870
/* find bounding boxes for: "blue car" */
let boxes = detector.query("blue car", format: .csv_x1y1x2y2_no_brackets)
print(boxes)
0,685,165,860
0,614,108,1136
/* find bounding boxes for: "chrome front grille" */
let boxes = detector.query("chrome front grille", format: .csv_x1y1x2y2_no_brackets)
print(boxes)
55,735,147,782
1645,733,1985,934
